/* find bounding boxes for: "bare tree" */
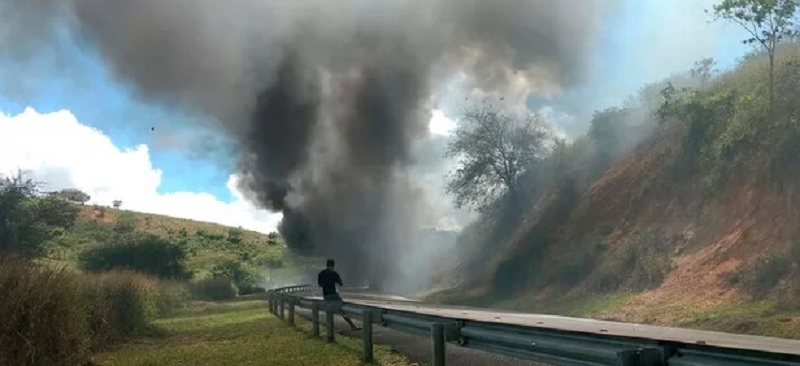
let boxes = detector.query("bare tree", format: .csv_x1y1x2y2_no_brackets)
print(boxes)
690,58,717,87
445,105,555,212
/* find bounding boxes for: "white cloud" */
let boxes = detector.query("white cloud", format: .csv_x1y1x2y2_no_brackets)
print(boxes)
428,109,457,136
0,107,283,233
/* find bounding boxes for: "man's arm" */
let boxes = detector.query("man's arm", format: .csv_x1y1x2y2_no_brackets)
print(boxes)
317,271,323,287
335,272,343,286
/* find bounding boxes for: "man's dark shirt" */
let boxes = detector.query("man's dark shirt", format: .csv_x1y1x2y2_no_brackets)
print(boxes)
317,268,343,296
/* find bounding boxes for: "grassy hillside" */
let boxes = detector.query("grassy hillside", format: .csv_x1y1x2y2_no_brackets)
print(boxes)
44,205,317,287
0,174,338,365
428,44,800,339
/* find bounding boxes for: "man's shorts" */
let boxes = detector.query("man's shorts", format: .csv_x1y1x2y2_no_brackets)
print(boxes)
323,293,344,313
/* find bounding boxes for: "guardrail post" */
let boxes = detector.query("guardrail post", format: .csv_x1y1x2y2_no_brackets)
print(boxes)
267,292,272,314
362,310,373,363
326,306,335,343
288,298,295,326
432,322,446,366
617,348,664,366
312,301,320,337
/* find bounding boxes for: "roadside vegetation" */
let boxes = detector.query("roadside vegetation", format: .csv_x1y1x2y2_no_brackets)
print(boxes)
96,295,413,366
0,172,320,365
431,0,800,340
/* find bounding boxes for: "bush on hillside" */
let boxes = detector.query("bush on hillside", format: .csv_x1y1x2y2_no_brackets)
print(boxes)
227,227,244,244
80,233,191,279
745,255,793,297
209,259,260,291
190,278,238,301
754,256,792,290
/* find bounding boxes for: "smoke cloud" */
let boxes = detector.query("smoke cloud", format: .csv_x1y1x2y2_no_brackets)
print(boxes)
5,0,615,291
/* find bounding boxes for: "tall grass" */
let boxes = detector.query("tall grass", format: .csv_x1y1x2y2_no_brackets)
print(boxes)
0,258,189,366
0,258,92,366
82,270,158,346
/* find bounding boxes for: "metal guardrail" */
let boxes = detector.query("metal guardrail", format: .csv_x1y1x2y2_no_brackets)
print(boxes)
267,285,800,366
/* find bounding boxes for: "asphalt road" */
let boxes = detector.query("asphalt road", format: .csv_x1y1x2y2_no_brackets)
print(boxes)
342,299,800,356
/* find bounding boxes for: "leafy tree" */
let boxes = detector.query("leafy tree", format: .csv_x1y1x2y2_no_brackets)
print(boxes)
52,188,91,204
210,259,259,289
0,172,79,257
33,195,80,229
588,107,630,170
445,105,555,211
711,0,799,109
657,84,739,163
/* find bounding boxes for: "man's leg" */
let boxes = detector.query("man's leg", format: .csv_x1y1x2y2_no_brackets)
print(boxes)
340,311,361,331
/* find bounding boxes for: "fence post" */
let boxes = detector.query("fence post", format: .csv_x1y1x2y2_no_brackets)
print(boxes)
326,306,335,343
312,302,320,337
431,322,445,366
279,296,285,320
362,310,374,363
288,298,295,326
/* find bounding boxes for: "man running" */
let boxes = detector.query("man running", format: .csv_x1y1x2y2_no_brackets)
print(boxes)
317,259,360,333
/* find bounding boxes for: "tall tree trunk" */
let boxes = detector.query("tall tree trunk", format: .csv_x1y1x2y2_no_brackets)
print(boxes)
769,52,776,116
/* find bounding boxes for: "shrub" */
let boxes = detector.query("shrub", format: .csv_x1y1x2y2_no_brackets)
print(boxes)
82,271,158,346
0,258,167,366
155,280,192,317
80,233,191,279
0,258,92,366
749,255,793,296
209,259,260,290
238,284,267,295
227,227,244,244
190,278,238,301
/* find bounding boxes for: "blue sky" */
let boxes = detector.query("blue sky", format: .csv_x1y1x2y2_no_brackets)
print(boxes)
0,26,238,202
0,0,752,206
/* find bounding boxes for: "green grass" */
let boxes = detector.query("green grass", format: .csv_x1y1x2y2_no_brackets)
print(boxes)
676,301,800,339
488,291,635,318
552,293,636,317
96,295,414,366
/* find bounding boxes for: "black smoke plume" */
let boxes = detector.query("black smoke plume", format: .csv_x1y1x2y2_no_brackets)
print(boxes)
4,0,616,291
